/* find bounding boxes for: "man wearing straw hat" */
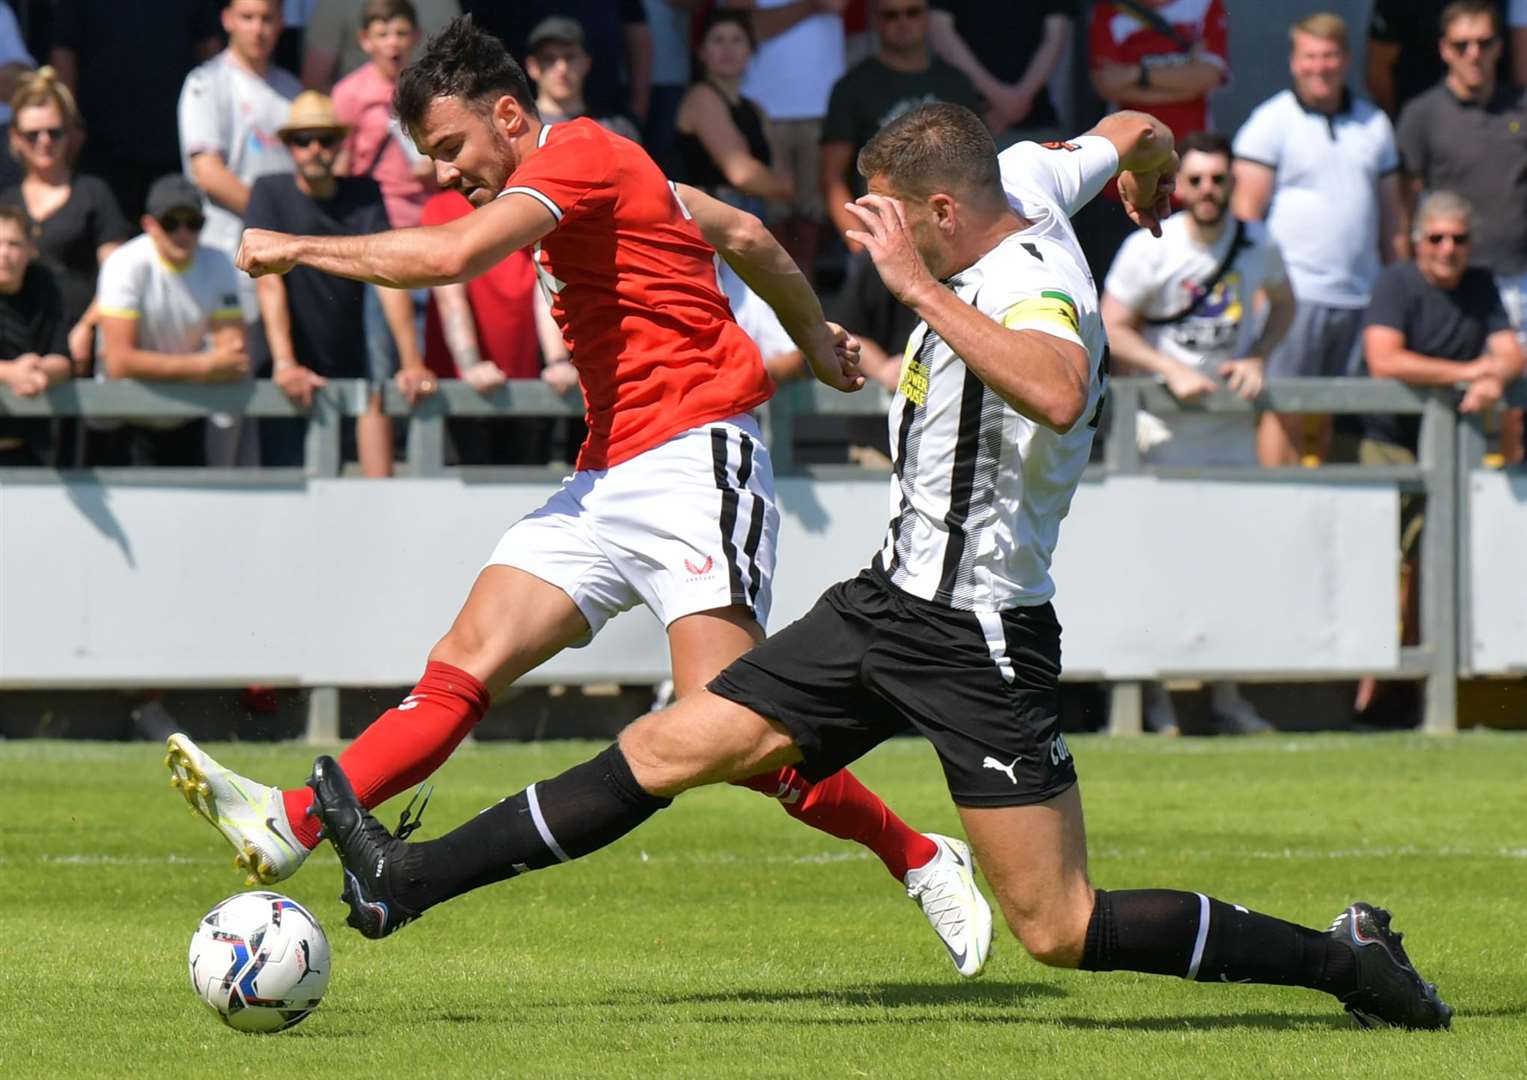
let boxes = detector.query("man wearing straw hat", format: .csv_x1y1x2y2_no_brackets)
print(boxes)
244,89,432,472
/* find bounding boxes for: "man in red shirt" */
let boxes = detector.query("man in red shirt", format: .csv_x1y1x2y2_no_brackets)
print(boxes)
167,16,994,976
1078,0,1228,277
419,188,580,464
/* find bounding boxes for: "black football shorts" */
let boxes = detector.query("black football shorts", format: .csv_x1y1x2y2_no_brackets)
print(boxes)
709,566,1077,807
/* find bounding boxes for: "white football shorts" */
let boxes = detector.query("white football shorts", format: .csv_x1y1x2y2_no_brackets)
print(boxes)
487,414,779,644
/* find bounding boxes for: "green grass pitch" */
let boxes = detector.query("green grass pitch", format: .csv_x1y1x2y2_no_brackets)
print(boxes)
2,734,1524,1078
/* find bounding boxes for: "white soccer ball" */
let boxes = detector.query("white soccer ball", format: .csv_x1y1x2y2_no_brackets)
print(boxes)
187,891,331,1033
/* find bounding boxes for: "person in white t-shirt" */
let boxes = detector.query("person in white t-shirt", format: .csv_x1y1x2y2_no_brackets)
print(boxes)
726,0,846,279
178,0,302,307
1105,131,1294,468
92,175,249,467
1104,132,1294,737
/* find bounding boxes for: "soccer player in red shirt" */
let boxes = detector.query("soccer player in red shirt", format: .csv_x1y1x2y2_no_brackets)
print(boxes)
166,15,992,975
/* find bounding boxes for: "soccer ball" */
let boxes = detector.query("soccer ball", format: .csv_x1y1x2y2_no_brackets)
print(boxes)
187,891,331,1033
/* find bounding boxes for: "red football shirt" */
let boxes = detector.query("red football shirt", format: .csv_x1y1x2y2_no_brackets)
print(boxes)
420,190,542,380
501,118,772,470
1089,0,1229,143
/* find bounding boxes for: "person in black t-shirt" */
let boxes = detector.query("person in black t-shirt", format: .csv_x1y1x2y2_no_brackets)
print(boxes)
0,203,70,465
245,91,433,473
47,0,222,221
1362,190,1523,458
929,0,1075,144
672,10,792,219
0,67,131,375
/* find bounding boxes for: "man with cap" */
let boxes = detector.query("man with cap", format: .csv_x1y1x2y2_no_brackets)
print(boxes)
244,90,433,473
525,15,642,143
92,174,249,466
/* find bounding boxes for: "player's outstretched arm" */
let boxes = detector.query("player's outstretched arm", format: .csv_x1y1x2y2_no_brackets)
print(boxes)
674,182,863,393
236,193,560,289
1084,110,1178,236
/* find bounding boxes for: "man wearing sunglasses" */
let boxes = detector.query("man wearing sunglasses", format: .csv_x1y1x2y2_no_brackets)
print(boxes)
92,175,248,466
244,90,430,474
1101,129,1294,736
1396,4,1527,346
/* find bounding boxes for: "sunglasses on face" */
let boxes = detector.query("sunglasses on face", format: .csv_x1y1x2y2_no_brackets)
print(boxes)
1424,231,1471,245
285,132,342,150
158,211,205,233
1184,173,1229,188
16,126,66,145
879,5,927,21
1446,35,1498,53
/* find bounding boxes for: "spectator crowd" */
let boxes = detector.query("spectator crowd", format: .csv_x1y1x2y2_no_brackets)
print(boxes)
0,0,1523,733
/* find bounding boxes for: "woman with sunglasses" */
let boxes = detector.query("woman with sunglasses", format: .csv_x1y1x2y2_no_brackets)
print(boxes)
0,68,130,386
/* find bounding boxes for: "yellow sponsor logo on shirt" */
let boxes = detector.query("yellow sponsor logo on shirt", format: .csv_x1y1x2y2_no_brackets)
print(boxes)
1002,289,1079,336
899,342,930,405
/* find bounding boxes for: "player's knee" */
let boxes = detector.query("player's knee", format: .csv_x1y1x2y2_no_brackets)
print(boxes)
1002,900,1091,969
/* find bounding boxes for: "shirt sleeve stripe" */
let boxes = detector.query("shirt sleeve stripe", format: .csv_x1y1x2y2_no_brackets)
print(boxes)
500,185,564,222
97,307,141,319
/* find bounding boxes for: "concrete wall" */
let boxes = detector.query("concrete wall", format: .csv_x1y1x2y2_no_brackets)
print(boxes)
0,474,1403,687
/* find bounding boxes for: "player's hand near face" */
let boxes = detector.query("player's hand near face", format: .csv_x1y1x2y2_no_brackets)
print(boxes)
236,229,300,277
843,194,938,308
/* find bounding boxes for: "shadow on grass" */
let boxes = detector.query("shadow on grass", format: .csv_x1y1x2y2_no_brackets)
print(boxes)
617,980,1065,1010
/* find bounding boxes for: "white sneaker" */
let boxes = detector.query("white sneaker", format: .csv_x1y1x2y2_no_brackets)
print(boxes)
164,733,308,885
905,833,993,978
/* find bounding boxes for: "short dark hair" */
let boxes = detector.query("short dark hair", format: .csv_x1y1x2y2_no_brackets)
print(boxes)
698,9,756,52
1178,130,1232,161
393,15,537,133
1440,0,1500,36
360,0,417,31
0,203,34,238
856,103,1002,208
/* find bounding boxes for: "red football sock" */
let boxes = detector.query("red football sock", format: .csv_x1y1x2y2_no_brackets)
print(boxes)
281,661,490,850
734,766,938,880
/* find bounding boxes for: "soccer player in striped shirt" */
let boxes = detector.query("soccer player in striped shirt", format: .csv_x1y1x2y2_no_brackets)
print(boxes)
307,101,1450,1031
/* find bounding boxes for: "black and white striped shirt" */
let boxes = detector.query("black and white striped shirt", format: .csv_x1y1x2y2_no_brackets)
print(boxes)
875,137,1118,612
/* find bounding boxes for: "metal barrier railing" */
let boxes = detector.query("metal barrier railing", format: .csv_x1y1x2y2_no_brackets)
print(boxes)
3,375,1523,737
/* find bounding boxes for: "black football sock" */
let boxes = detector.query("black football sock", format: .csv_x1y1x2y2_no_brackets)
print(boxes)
1081,889,1356,997
388,744,671,913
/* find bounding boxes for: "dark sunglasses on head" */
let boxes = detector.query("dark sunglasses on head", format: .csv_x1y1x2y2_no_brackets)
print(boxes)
16,126,66,145
285,132,342,150
879,5,927,21
158,211,205,233
1425,231,1471,245
1446,34,1498,53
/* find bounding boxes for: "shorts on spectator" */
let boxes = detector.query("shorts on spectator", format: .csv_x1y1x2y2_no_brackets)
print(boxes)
1266,301,1365,379
1359,438,1423,558
486,414,778,642
764,118,826,223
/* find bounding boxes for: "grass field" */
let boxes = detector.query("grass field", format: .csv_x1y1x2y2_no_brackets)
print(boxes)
2,734,1524,1079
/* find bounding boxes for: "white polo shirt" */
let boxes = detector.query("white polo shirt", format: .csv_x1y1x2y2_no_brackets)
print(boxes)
1233,89,1398,308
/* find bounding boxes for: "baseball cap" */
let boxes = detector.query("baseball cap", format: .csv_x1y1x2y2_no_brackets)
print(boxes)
526,15,585,52
145,175,205,219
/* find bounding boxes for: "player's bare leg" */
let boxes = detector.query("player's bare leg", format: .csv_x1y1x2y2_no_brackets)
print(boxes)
167,566,590,882
959,786,1450,1028
668,606,986,973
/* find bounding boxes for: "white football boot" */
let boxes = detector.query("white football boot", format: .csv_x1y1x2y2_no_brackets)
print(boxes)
905,833,993,978
165,733,308,885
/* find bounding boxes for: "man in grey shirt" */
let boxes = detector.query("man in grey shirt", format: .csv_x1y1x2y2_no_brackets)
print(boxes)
1396,1,1527,327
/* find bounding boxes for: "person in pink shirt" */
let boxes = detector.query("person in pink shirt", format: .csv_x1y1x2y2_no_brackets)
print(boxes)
331,0,432,226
